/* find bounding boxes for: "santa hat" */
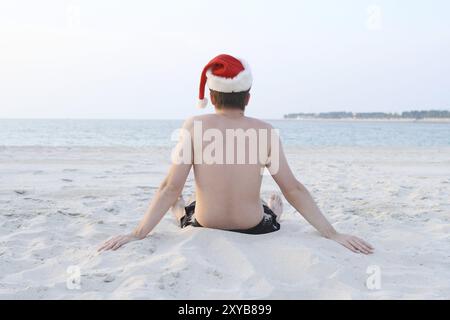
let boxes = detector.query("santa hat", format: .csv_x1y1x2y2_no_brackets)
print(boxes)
197,54,252,109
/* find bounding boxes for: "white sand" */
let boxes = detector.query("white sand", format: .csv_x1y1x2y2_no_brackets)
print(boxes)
0,146,449,299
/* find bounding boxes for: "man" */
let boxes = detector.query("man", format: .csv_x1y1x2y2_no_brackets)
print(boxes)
99,54,373,254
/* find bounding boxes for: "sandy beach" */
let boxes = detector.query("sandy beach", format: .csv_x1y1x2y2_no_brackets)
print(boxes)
1,146,449,299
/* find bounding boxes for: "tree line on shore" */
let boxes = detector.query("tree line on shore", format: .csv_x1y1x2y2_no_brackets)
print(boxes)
283,110,450,119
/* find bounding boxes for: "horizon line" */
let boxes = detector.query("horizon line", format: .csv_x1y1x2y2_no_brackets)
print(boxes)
1,109,449,121
0,117,284,121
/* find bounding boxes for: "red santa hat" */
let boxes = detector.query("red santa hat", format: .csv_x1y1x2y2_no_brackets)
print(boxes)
197,54,252,109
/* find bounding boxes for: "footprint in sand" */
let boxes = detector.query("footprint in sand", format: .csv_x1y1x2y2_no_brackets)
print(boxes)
137,185,157,190
14,190,27,195
91,272,115,283
23,198,43,203
83,200,105,208
103,274,115,283
157,272,179,290
57,210,82,217
82,195,97,200
206,268,223,280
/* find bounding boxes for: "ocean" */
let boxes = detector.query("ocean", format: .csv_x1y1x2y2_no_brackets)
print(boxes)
0,119,449,147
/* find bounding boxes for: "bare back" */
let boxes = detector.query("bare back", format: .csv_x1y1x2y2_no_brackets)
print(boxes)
188,114,272,230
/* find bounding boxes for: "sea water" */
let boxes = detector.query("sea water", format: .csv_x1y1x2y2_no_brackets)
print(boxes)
0,119,449,147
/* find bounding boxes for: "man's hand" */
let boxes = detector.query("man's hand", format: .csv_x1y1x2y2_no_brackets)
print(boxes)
98,234,141,252
329,233,374,254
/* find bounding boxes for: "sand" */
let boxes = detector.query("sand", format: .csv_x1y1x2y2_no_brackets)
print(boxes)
0,145,449,299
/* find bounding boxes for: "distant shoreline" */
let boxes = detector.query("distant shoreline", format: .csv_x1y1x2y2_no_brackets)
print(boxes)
280,118,450,123
1,117,450,123
283,110,450,123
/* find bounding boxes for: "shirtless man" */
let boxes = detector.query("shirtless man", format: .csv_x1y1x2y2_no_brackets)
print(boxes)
99,54,373,254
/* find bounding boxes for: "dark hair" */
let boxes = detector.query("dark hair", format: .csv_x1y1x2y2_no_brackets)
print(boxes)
210,89,250,110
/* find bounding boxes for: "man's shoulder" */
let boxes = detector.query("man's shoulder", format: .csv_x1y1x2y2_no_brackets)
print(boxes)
244,117,274,129
184,114,215,123
182,114,273,130
181,114,211,129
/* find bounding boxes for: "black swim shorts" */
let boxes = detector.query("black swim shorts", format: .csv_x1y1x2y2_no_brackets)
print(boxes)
180,201,280,235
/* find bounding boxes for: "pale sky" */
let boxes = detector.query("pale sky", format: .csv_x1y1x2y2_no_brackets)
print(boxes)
0,0,449,119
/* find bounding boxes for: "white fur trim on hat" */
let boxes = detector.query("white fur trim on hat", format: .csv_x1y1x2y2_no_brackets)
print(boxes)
197,98,208,109
206,59,252,93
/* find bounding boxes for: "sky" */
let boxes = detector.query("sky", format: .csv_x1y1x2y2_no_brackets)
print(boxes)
0,0,449,119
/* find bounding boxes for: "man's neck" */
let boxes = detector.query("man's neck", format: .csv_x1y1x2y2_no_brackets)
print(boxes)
214,107,245,119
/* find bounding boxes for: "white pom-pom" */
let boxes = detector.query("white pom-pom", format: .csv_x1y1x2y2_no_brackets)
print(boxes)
197,98,208,109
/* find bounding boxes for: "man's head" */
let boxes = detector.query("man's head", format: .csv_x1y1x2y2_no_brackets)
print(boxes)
197,54,252,109
209,89,250,111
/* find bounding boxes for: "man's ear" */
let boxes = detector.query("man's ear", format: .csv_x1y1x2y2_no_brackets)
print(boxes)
210,91,216,105
245,93,251,106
